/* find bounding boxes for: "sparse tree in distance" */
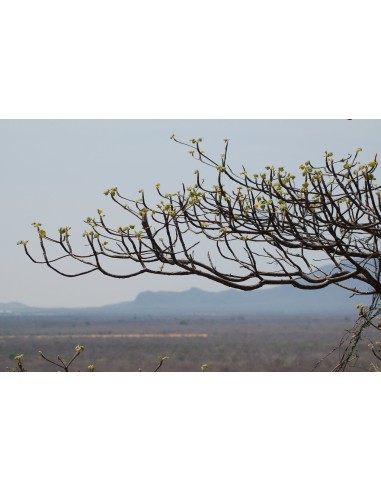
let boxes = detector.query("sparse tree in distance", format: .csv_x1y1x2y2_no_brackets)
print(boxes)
19,136,381,370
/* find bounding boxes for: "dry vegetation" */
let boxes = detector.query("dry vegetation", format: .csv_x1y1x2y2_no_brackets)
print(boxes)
1,313,376,372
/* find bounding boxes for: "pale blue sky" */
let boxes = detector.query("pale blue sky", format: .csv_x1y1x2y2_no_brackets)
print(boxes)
2,119,380,307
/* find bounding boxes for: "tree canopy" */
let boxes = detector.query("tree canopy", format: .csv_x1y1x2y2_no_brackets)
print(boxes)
20,136,381,298
19,136,381,370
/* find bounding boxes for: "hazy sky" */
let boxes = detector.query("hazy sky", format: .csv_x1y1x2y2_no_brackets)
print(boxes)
2,119,381,307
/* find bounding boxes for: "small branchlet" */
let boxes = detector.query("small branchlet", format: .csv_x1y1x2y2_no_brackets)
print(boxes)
39,344,86,372
154,355,169,372
6,354,27,372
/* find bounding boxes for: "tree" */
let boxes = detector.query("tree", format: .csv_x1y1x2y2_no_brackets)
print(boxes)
19,136,381,370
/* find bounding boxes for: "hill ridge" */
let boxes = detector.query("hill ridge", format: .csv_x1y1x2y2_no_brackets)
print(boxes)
0,282,366,317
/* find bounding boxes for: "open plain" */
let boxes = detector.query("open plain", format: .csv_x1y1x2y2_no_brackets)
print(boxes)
0,313,376,371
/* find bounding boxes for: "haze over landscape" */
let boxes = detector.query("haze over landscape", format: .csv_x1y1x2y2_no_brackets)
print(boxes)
0,280,366,317
1,119,380,372
2,119,381,308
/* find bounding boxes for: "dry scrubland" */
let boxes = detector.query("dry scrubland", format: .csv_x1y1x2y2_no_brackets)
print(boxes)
0,314,375,371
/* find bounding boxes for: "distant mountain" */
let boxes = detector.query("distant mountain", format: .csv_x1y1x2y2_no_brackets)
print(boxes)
0,282,368,318
0,302,40,313
102,283,363,317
